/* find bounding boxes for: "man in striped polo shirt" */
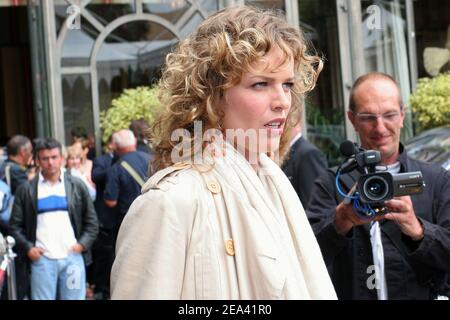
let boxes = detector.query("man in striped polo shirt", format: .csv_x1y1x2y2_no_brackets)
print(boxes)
9,138,98,300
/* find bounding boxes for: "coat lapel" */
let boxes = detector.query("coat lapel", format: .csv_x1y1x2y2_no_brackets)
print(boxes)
209,144,337,299
30,176,39,215
64,172,73,218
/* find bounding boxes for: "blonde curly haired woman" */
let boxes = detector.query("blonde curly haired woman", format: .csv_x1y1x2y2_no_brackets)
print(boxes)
111,6,336,300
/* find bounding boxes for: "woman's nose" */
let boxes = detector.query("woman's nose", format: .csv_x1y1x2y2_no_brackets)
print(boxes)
271,87,290,111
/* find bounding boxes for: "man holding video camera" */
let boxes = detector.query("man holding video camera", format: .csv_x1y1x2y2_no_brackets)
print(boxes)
307,72,450,299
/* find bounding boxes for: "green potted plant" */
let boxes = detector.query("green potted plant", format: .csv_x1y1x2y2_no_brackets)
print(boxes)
410,71,450,134
99,85,162,144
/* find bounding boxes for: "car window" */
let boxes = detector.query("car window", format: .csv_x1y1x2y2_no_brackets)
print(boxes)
406,127,450,170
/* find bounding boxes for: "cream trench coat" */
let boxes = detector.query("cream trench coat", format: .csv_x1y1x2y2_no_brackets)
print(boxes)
111,151,337,300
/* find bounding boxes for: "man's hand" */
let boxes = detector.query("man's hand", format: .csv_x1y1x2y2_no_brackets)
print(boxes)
71,243,85,254
104,199,118,208
335,201,383,236
27,247,45,262
27,166,37,180
383,196,424,241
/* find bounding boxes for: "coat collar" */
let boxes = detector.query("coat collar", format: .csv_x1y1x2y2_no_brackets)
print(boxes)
397,143,408,171
30,174,39,214
64,172,73,212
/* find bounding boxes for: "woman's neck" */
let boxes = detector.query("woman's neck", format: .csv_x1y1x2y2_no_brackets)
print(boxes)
222,133,260,172
242,147,259,172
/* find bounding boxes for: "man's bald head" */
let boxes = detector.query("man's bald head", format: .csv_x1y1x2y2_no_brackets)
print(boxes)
349,72,403,113
113,129,136,148
347,72,406,165
113,129,137,155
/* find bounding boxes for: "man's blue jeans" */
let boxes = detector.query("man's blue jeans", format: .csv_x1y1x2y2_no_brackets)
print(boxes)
30,253,86,300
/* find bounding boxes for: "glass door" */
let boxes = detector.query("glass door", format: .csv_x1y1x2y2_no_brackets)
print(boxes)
361,0,413,139
299,0,346,166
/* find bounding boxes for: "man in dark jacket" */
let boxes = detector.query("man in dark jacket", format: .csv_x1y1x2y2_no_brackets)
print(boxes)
283,123,328,210
90,135,119,299
130,119,153,155
0,135,33,194
104,129,151,227
9,138,98,300
0,135,34,299
307,72,450,299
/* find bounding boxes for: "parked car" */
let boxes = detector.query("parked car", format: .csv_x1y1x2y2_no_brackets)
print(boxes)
405,126,450,170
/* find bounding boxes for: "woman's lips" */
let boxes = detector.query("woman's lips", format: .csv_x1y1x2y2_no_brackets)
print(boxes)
263,119,285,136
264,125,284,136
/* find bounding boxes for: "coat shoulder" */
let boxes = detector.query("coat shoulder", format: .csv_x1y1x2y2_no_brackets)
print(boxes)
142,163,203,193
136,163,206,213
124,164,205,236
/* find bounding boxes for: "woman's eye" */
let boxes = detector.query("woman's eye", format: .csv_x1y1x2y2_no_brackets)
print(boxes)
252,82,267,88
283,82,294,90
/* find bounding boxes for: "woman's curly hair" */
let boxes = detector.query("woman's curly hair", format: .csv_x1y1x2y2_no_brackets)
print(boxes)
151,6,322,172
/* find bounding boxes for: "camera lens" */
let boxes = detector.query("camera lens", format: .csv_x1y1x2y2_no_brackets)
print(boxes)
363,176,389,202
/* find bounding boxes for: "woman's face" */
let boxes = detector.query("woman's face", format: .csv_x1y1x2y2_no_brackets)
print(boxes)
221,46,294,159
67,155,81,169
73,141,88,160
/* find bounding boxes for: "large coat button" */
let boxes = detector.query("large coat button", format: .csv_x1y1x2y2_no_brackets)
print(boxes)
207,181,221,194
225,239,235,256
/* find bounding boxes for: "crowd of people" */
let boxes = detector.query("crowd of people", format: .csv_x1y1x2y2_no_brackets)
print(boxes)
1,5,449,300
0,123,152,300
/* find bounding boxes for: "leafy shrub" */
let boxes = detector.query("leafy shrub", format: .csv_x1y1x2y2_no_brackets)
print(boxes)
410,72,450,133
99,86,162,144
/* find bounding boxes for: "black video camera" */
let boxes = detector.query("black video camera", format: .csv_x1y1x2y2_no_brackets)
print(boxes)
358,171,425,204
337,141,425,216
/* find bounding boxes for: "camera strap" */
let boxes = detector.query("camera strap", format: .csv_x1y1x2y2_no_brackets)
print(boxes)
120,161,145,188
